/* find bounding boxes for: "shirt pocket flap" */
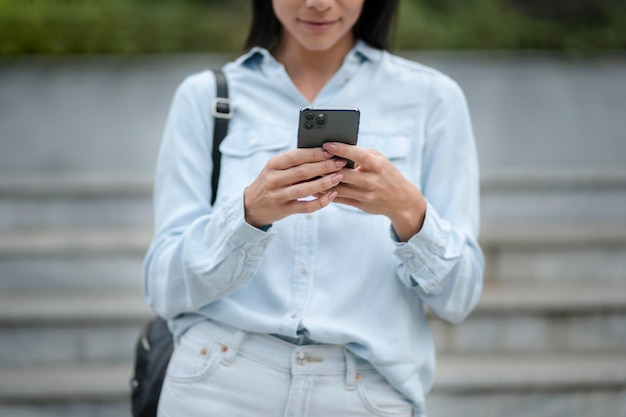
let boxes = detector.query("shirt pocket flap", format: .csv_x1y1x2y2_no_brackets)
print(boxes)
333,133,411,215
219,125,292,157
359,133,410,160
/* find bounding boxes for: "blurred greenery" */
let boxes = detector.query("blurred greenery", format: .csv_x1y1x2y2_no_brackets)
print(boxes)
0,0,625,56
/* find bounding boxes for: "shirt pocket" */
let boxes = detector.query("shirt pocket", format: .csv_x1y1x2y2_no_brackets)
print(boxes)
334,132,412,215
216,124,293,203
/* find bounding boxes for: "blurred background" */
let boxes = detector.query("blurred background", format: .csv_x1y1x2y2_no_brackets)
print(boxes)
0,0,625,416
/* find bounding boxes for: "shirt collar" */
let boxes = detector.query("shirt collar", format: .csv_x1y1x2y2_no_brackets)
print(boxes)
234,46,276,69
352,39,383,63
235,39,383,69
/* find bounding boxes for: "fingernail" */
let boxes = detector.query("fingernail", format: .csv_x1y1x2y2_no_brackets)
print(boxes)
328,191,338,202
323,150,333,158
334,158,347,168
331,174,343,184
324,143,338,152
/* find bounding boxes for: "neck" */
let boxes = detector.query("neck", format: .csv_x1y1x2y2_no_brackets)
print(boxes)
273,36,355,102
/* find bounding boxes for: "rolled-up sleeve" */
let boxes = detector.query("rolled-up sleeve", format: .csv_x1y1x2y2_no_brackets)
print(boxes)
394,75,484,324
142,74,274,320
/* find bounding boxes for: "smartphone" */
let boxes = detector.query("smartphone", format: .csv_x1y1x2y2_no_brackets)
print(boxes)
297,106,360,168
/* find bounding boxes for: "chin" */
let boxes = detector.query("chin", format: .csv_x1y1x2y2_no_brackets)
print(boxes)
299,38,345,53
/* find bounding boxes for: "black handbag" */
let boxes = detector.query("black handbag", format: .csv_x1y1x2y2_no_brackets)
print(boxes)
130,68,231,417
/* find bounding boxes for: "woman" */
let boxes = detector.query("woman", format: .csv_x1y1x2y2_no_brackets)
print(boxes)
143,1,484,416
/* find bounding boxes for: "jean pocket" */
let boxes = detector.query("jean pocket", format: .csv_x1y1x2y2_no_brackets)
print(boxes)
356,372,413,416
166,331,223,383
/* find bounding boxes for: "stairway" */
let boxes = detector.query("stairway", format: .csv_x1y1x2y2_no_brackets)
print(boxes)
0,175,151,417
1,52,625,417
1,172,624,417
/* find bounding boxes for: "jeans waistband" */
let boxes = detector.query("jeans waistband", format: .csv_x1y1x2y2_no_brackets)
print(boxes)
190,319,375,382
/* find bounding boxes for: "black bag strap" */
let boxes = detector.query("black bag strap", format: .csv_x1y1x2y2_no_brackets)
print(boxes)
210,68,232,205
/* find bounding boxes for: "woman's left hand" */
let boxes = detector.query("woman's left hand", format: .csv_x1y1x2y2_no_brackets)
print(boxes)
323,142,427,242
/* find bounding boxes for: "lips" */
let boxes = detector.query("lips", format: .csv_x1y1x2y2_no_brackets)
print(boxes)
298,18,339,33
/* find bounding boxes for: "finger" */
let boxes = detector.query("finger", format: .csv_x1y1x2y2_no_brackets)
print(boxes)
332,196,363,208
332,168,379,196
273,157,347,187
283,190,338,215
282,172,343,201
268,147,333,171
322,142,378,170
333,182,372,203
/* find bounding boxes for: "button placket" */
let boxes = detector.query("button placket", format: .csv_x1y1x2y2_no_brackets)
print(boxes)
286,213,317,334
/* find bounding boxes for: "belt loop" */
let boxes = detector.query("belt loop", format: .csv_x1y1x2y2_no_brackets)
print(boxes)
222,330,245,366
344,348,357,390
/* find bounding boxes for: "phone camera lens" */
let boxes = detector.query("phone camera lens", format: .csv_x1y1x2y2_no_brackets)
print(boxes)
315,117,325,126
305,113,315,121
304,122,314,130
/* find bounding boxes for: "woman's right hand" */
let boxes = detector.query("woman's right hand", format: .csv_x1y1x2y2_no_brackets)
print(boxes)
243,148,347,228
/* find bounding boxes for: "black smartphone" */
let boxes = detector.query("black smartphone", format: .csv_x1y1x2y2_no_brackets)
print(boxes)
297,106,360,168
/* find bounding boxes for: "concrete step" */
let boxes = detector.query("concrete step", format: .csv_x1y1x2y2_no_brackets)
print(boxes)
0,220,624,297
0,293,151,325
480,165,626,223
0,363,132,403
480,222,626,284
433,353,626,393
0,293,151,367
0,284,624,368
0,174,153,231
0,256,144,294
432,283,626,354
1,167,625,229
0,404,129,417
0,228,150,258
428,353,626,417
0,227,149,294
0,227,150,294
0,354,624,417
6,222,620,259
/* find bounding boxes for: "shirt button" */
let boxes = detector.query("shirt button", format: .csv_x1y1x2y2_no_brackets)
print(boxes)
291,312,298,319
300,267,308,275
404,252,414,259
306,214,313,220
249,137,257,146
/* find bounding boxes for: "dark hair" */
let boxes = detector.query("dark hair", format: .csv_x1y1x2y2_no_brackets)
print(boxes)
244,0,399,52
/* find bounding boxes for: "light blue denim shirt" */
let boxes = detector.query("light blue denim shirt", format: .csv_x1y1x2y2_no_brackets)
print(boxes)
143,40,484,415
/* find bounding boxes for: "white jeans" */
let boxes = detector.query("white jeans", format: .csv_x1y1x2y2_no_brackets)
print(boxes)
157,319,415,417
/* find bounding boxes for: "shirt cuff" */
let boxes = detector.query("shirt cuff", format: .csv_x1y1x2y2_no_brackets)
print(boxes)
393,201,452,293
222,194,276,257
